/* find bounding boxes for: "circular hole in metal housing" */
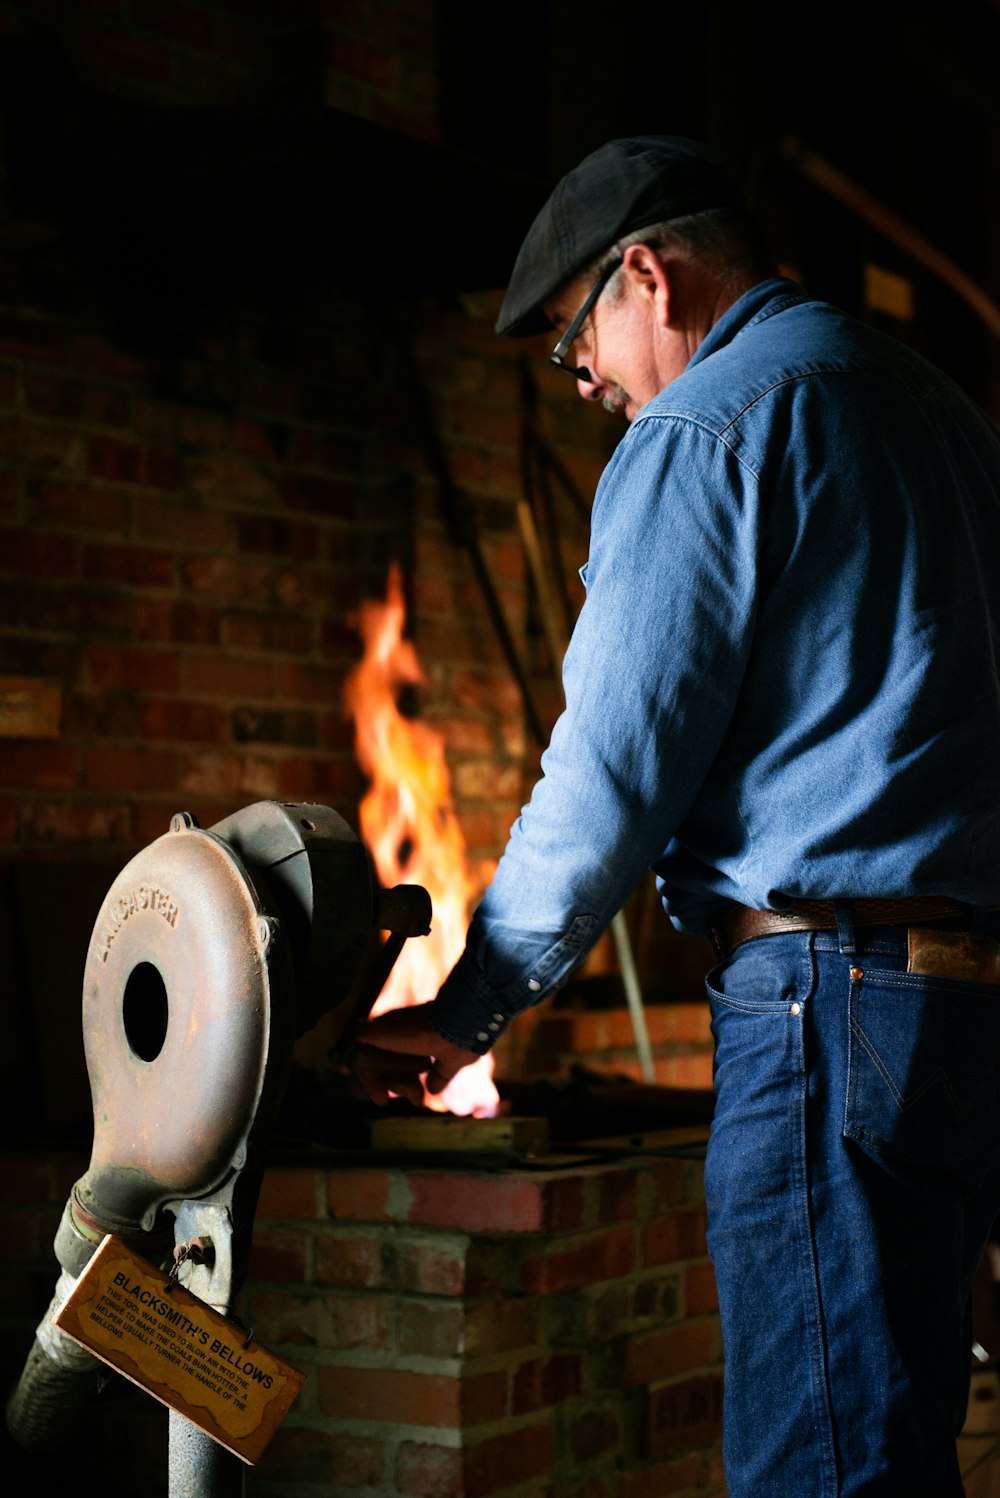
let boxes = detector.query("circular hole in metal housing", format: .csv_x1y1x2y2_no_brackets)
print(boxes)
122,961,170,1061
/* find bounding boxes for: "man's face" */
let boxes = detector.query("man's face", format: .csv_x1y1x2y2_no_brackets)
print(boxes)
544,261,683,421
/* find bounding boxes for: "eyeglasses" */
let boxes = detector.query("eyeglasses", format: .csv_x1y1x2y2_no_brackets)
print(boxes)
549,256,624,384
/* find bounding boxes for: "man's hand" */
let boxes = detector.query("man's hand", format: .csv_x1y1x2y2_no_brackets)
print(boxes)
350,1001,481,1106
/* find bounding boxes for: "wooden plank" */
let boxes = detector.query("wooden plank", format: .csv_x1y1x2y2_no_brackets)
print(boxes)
371,1113,550,1157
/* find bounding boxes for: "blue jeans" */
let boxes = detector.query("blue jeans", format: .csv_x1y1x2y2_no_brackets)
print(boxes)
704,918,1000,1496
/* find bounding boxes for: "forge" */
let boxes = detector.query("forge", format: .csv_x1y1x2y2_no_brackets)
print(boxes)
3,793,722,1498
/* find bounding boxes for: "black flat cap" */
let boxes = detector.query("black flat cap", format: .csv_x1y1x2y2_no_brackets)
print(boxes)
496,135,744,337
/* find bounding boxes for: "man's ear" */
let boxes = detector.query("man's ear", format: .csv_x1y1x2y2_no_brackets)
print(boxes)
621,243,672,327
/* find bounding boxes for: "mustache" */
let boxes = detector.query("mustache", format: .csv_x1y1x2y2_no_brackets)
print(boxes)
602,384,630,417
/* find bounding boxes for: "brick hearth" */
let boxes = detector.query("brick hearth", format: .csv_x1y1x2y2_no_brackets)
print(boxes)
0,1134,725,1498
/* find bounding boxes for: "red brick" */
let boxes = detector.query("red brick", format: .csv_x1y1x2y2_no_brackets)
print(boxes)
0,743,78,788
181,644,276,697
281,660,346,703
133,801,205,847
597,1167,641,1224
180,751,277,798
395,1440,463,1498
0,416,85,471
405,1170,583,1235
62,690,138,740
447,399,519,446
328,1433,385,1486
23,373,129,426
326,1167,393,1222
81,746,180,792
134,598,221,645
652,1053,714,1087
254,1424,332,1483
245,1226,307,1283
0,794,19,840
463,1423,558,1497
422,714,496,754
393,1236,468,1296
276,755,362,802
182,555,271,603
0,527,78,579
646,1372,724,1459
138,699,227,742
319,1366,462,1427
237,515,318,558
397,1301,464,1359
82,542,175,587
520,1224,636,1294
286,427,364,472
684,1262,719,1316
615,1451,709,1497
28,480,130,531
136,502,230,550
0,470,18,517
256,1166,325,1220
640,1162,699,1218
624,1317,722,1387
281,474,357,516
85,643,180,692
233,417,283,460
464,1298,540,1355
314,1231,384,1289
511,1351,583,1414
222,611,312,653
641,1209,708,1267
454,760,524,802
230,706,318,747
87,435,178,488
569,1405,623,1461
249,1286,390,1352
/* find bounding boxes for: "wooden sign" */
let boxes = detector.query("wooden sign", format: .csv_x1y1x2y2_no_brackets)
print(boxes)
55,1234,304,1465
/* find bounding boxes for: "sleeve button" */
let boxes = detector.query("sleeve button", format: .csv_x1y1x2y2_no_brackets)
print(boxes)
527,978,542,993
476,1031,489,1042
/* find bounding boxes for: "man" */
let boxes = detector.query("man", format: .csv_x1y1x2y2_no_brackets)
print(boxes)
352,136,1000,1495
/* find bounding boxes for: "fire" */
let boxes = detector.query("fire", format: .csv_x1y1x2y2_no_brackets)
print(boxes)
344,564,499,1118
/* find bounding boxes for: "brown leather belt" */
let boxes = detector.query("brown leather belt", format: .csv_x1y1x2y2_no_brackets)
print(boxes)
711,896,982,959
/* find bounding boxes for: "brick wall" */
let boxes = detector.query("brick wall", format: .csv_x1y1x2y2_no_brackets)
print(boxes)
0,1,713,1154
0,1140,726,1498
0,1,636,1131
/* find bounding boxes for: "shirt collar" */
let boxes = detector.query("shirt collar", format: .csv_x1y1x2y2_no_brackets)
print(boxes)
685,276,810,372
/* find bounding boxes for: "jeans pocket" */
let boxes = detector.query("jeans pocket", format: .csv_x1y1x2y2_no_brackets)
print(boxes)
844,967,1000,1185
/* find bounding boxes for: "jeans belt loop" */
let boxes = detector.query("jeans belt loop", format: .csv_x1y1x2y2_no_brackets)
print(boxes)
834,900,856,955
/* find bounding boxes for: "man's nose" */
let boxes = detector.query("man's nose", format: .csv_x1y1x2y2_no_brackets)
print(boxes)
575,367,604,401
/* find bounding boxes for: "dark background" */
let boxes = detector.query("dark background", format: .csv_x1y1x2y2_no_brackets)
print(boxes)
1,0,997,397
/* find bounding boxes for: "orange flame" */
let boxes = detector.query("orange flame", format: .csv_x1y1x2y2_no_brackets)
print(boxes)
344,564,499,1118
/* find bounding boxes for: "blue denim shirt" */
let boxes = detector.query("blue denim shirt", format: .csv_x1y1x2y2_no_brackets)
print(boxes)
432,278,1000,1054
